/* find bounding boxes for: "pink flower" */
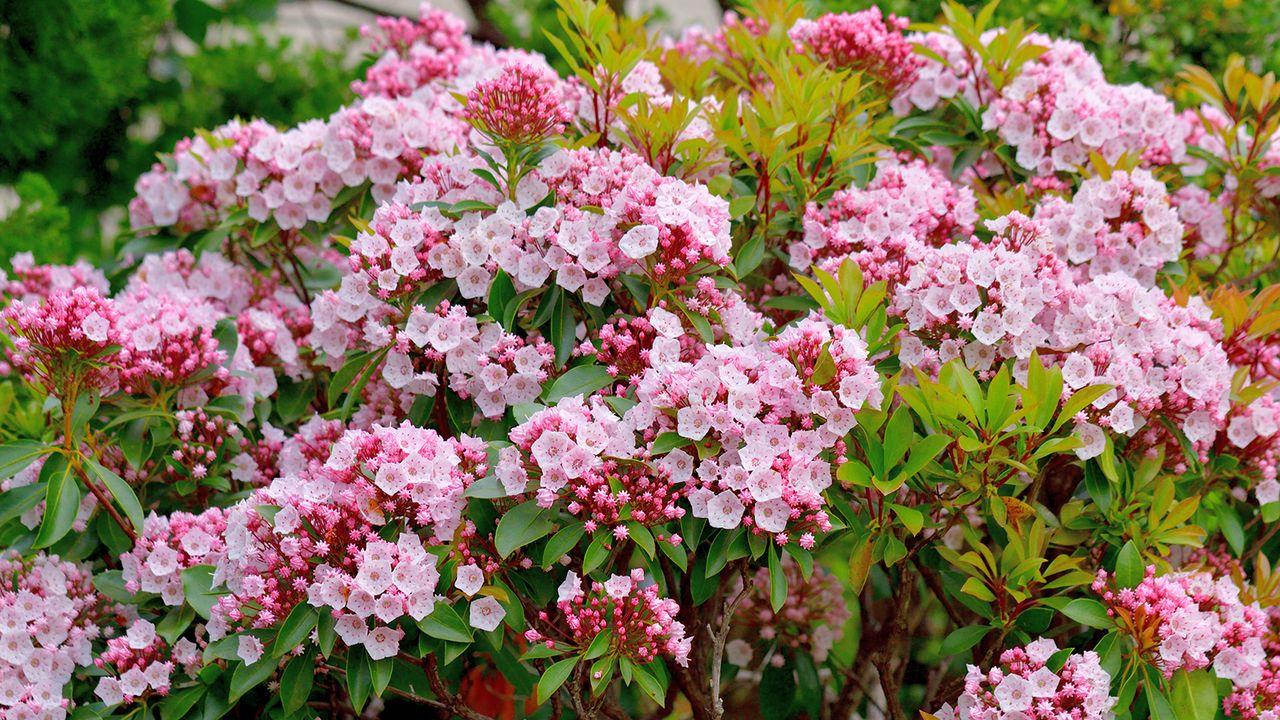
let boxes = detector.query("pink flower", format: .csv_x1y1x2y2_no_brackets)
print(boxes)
469,597,506,632
454,564,485,597
236,636,265,665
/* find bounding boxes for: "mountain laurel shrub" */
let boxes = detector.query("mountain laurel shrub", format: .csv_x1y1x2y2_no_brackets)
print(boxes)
3,2,1280,719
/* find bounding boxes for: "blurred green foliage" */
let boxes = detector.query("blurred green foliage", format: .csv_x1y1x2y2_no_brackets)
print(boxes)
0,0,353,262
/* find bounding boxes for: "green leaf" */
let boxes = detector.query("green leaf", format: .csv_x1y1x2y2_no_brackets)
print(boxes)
488,270,518,331
345,647,372,712
767,544,787,612
582,534,609,575
543,364,614,404
0,439,50,480
160,686,206,720
34,454,78,548
631,662,666,706
650,432,691,456
759,657,796,719
1218,505,1245,556
1169,669,1219,720
494,501,553,558
537,657,577,704
1059,598,1112,629
1114,540,1143,589
733,233,765,276
543,523,586,567
0,483,45,526
230,655,277,702
728,196,756,220
156,604,196,644
901,434,951,479
883,406,914,470
274,604,319,658
939,625,992,656
327,350,374,408
370,656,395,697
85,458,144,534
418,603,474,643
583,630,611,660
1147,682,1178,720
888,503,924,535
181,565,220,620
280,650,315,713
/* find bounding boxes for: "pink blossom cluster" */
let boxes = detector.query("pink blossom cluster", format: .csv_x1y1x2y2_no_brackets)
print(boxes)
1093,567,1268,683
622,320,880,541
128,250,312,380
1173,184,1229,258
352,4,472,98
539,147,733,288
891,29,995,114
930,639,1116,720
463,63,572,146
1221,396,1280,506
1033,169,1184,285
93,618,201,706
526,569,691,667
114,290,229,397
0,252,108,305
0,552,109,718
130,94,466,236
311,534,440,660
787,8,922,97
978,38,1188,174
733,557,849,663
1044,274,1231,459
212,423,486,638
233,416,344,487
891,214,1076,374
1226,661,1280,720
499,396,686,540
2,285,123,393
121,508,229,605
795,157,979,282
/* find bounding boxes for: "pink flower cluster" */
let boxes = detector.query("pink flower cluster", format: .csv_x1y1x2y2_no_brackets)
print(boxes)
0,552,108,718
114,290,229,397
2,285,123,393
94,618,201,706
526,569,691,667
892,29,994,114
891,214,1076,374
787,8,922,97
128,250,312,381
1034,169,1184,285
501,396,684,539
311,534,439,660
1046,274,1230,459
622,318,880,541
930,639,1116,720
463,63,572,146
0,252,108,305
130,95,465,236
1221,396,1280,506
122,508,229,605
212,423,486,639
733,557,849,663
795,157,979,283
1094,567,1268,683
979,38,1188,174
353,4,472,98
